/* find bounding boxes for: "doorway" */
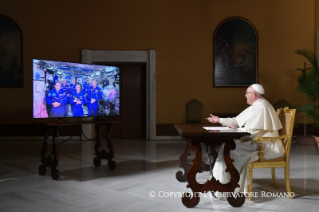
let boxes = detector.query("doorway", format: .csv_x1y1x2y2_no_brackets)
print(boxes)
97,63,147,139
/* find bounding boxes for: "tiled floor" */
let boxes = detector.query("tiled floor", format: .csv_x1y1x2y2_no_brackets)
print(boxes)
0,138,318,212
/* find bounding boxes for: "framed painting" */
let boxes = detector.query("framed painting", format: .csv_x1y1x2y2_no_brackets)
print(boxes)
0,15,23,87
213,17,257,87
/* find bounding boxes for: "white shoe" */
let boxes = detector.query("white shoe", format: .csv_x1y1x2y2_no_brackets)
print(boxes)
214,191,227,201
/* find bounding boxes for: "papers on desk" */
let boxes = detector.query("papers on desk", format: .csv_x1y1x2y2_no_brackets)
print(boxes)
203,126,234,131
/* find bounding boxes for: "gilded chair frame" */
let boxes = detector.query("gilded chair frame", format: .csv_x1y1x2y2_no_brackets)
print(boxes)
247,107,296,201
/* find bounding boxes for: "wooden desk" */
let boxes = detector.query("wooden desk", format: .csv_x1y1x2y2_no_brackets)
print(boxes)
174,124,249,208
38,120,118,180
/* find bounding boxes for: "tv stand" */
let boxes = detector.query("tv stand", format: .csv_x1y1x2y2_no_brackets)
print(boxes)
39,120,119,180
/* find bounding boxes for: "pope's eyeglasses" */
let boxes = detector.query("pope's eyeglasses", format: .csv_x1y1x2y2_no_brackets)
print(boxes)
245,92,254,95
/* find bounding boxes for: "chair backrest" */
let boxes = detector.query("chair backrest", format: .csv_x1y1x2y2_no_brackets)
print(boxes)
273,99,292,111
277,107,296,161
186,99,203,123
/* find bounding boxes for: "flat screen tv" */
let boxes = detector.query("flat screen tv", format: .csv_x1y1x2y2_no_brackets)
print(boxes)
33,59,120,119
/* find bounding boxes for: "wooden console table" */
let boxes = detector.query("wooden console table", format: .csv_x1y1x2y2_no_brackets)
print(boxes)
38,120,118,180
174,124,249,208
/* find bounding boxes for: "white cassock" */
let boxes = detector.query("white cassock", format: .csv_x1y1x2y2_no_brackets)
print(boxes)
212,98,283,193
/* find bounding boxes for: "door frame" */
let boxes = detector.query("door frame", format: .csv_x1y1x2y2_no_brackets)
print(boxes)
81,49,180,141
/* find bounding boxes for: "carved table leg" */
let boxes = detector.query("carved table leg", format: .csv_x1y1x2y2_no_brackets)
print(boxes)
39,125,49,176
223,141,245,207
104,123,116,170
93,123,116,170
39,125,60,180
176,139,211,182
182,140,245,208
182,141,202,208
50,126,60,180
176,139,192,182
205,145,218,180
93,124,102,167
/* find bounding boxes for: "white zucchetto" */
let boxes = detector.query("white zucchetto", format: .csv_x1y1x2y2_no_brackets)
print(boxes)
252,84,265,95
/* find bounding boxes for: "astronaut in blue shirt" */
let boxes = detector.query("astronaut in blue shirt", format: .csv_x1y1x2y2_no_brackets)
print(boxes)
82,77,90,103
61,79,70,95
52,75,59,84
69,77,76,96
61,79,70,116
68,77,77,116
87,79,102,116
50,75,59,89
46,82,67,117
69,84,86,117
82,77,90,95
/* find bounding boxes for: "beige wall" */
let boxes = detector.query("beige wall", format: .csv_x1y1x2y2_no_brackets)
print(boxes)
0,0,315,124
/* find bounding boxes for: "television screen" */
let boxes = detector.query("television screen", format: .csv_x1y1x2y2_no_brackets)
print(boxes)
33,59,120,119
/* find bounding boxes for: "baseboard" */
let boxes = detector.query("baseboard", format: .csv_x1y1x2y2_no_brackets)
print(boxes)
0,136,82,141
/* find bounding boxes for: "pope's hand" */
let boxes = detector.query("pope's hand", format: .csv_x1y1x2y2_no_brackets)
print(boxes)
227,125,237,129
206,114,220,123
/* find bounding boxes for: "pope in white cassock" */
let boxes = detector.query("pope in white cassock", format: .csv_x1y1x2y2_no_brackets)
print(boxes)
206,84,283,198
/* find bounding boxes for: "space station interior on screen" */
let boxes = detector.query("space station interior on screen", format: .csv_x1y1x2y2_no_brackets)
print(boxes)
33,60,120,118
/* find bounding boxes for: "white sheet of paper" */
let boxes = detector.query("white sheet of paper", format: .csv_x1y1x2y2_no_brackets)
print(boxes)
203,127,233,131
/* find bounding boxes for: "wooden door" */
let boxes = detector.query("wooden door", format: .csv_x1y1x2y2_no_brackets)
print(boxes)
121,64,146,138
98,63,146,139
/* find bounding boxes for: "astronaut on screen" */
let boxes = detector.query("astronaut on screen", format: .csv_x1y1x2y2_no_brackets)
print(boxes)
100,72,119,116
46,81,67,117
87,79,102,116
69,83,86,117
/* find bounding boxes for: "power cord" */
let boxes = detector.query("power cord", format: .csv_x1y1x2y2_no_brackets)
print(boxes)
57,135,73,145
80,128,103,150
56,125,75,145
81,129,95,141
